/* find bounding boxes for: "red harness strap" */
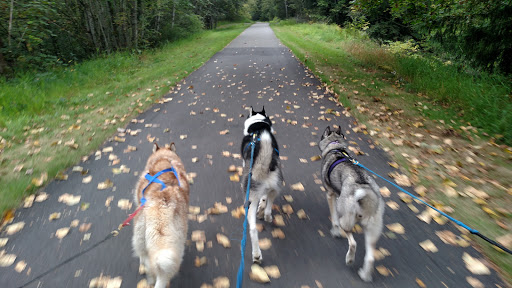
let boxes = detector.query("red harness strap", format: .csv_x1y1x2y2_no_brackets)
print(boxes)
119,204,145,230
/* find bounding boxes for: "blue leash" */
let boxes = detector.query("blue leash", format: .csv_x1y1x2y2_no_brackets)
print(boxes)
237,140,256,288
354,160,512,255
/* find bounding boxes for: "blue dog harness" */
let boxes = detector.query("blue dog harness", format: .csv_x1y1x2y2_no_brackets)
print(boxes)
140,167,181,205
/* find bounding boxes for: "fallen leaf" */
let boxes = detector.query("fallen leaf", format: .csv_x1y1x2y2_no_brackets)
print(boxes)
0,253,16,267
191,230,206,242
49,212,61,221
14,260,27,273
466,276,484,288
56,227,70,239
31,172,48,187
375,265,390,276
6,222,25,235
380,187,391,197
117,199,132,210
82,175,93,184
195,256,207,267
419,239,438,253
23,195,35,208
89,275,122,288
282,204,293,215
97,179,114,190
310,155,322,162
386,223,405,234
414,185,427,197
219,130,229,135
259,238,272,250
250,264,270,283
462,252,490,275
0,238,7,247
388,172,411,187
297,209,308,219
464,187,489,199
137,279,150,288
415,278,426,288
35,192,49,202
229,174,240,182
216,233,231,248
386,201,400,210
80,223,92,233
271,228,285,239
291,182,305,191
274,215,285,226
213,276,230,288
264,265,281,279
443,186,459,198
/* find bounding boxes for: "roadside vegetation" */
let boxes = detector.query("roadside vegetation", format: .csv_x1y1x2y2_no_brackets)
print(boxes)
271,21,512,284
0,23,249,218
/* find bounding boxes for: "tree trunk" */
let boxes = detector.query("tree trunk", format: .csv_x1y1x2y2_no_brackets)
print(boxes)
171,0,176,29
284,0,288,19
132,0,138,48
8,0,14,47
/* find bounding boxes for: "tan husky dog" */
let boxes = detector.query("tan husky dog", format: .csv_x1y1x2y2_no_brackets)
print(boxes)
132,142,189,288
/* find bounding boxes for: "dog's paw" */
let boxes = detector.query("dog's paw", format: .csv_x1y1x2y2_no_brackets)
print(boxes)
358,268,372,282
345,252,355,266
264,214,273,223
252,255,262,264
257,210,265,220
330,227,342,238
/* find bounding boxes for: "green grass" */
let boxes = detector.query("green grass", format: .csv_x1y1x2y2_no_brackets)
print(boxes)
271,22,512,284
0,23,249,216
271,23,512,145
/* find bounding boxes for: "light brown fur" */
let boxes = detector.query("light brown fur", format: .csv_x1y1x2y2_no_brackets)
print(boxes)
132,143,189,288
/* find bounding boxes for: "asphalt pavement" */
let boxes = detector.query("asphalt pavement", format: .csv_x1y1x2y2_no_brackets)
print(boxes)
0,23,506,288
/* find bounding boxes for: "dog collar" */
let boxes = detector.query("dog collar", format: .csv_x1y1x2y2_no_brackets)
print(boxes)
141,167,181,205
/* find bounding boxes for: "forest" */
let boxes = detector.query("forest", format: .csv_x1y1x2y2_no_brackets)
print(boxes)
1,0,511,76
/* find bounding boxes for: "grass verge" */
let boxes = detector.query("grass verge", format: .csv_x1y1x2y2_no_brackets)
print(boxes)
272,22,512,284
0,23,249,217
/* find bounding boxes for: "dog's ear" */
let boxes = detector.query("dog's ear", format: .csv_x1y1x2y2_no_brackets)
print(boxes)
250,106,255,117
153,142,160,152
335,125,346,139
321,126,331,140
261,106,266,116
169,142,176,152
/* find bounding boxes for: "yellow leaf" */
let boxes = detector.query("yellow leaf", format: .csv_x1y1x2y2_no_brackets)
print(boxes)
386,223,405,234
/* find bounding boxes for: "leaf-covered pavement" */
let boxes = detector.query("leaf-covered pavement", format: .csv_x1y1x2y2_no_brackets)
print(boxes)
0,23,507,288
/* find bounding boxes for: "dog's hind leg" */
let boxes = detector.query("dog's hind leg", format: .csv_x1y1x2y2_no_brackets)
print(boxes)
264,189,278,223
248,201,262,263
358,227,380,282
345,232,357,265
257,195,267,220
327,191,341,237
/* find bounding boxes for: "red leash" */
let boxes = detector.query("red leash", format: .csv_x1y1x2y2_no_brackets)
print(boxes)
118,204,144,230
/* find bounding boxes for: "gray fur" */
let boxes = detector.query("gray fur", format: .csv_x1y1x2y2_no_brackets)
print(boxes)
241,112,283,264
318,126,385,282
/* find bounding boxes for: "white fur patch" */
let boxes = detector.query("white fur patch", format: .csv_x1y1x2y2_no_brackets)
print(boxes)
244,114,273,135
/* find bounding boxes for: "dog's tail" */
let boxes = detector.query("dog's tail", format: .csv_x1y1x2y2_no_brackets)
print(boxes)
152,249,178,288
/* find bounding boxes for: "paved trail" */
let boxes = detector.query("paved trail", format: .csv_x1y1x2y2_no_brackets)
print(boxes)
1,23,506,288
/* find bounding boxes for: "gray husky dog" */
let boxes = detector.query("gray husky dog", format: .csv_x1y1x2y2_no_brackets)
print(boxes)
319,126,384,282
241,107,284,264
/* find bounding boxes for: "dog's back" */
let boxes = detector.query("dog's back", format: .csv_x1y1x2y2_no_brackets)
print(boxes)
132,144,189,288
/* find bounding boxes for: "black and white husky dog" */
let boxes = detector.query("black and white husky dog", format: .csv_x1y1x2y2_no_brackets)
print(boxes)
319,126,384,282
241,106,284,264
